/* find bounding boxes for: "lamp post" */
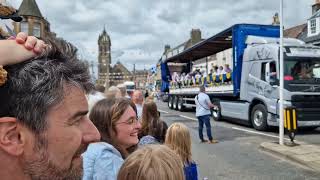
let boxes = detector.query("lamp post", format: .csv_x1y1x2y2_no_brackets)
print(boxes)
279,0,284,145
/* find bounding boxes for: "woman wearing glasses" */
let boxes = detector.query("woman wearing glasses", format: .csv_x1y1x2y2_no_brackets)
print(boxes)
82,98,141,180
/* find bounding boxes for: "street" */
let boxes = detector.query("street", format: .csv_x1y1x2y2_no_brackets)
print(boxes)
157,101,320,180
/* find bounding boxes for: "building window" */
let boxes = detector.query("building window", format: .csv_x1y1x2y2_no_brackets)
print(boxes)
20,22,28,34
310,19,316,34
33,22,41,37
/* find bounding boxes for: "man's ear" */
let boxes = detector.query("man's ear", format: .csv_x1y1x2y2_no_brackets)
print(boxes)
0,117,25,156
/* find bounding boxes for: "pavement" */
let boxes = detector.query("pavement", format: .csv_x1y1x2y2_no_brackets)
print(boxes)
260,141,320,172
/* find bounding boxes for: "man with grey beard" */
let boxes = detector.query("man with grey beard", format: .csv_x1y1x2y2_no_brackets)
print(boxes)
0,37,100,180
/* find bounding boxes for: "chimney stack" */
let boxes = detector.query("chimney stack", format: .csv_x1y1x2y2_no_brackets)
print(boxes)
190,29,201,45
164,45,171,54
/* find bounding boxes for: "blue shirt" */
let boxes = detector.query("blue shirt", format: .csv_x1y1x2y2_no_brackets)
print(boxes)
82,142,124,180
184,162,198,180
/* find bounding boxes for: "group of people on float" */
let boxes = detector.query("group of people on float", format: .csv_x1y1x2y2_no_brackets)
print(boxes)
171,64,233,88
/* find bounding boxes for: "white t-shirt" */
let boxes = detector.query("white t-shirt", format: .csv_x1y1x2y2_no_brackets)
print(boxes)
135,103,143,120
87,91,106,113
195,92,211,117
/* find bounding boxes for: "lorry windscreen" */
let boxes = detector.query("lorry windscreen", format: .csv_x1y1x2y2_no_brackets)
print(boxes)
284,58,320,80
284,57,320,92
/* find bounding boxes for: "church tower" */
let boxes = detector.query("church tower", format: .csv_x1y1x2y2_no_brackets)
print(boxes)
97,27,111,88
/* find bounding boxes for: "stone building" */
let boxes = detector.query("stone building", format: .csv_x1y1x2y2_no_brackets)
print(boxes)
13,0,53,39
134,69,149,90
109,61,133,87
97,27,111,87
96,27,148,89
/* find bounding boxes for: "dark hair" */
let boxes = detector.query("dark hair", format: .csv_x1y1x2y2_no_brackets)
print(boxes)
95,84,105,93
139,100,160,137
152,120,168,143
89,98,137,158
1,38,93,134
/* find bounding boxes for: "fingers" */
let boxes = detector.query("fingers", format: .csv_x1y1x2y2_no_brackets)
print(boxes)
33,40,46,54
15,32,28,44
14,33,47,54
24,36,38,50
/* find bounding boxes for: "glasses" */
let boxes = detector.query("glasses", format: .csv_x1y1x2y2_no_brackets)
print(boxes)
116,117,139,125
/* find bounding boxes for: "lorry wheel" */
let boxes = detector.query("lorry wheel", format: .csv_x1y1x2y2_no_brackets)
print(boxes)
173,96,178,110
212,101,222,121
168,96,173,109
251,104,268,131
177,97,185,112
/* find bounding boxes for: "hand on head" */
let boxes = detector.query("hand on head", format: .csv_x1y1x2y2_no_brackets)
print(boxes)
0,32,47,66
15,32,46,54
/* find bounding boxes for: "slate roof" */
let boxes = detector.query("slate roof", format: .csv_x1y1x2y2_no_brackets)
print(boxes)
304,33,320,44
309,9,320,20
111,62,131,75
284,23,307,38
98,27,111,44
18,0,42,18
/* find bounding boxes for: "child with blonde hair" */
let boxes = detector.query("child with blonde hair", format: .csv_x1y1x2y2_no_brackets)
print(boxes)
117,145,184,180
165,123,198,180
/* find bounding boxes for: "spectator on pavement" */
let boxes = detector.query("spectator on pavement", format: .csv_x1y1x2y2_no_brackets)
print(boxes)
105,86,122,99
195,85,218,144
117,84,129,98
139,100,168,145
132,90,144,120
165,123,198,180
87,84,106,113
0,38,100,180
138,118,168,146
83,98,141,180
117,145,185,180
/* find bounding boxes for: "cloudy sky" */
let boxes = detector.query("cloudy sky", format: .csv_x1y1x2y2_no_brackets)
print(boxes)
8,0,316,71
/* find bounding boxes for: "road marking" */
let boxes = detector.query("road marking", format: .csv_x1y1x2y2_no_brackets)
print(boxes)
179,115,197,121
231,127,291,141
159,107,302,143
158,109,169,114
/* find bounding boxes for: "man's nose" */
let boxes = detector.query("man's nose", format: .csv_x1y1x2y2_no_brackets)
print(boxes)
82,118,100,143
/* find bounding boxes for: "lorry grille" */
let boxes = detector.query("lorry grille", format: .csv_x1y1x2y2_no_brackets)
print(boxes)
292,95,320,121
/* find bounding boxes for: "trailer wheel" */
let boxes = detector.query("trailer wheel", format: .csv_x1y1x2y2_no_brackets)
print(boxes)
251,104,268,131
168,96,173,109
212,100,222,121
177,97,185,112
212,106,222,121
173,96,178,110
